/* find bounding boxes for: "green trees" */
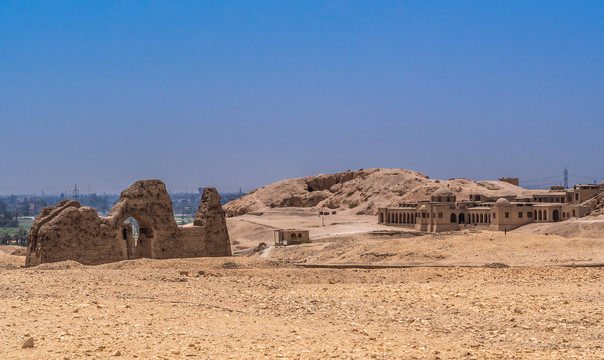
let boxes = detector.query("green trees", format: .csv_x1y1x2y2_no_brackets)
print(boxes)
0,232,12,245
14,228,28,246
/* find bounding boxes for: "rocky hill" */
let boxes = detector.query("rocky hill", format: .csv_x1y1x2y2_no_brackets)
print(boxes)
224,168,536,216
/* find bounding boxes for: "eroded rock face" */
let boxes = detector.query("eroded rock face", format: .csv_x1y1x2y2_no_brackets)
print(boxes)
306,170,356,192
25,180,231,267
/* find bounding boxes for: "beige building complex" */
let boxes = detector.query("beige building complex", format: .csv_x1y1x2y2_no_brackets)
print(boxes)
378,183,604,233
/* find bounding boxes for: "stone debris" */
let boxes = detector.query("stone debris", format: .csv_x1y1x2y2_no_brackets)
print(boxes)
21,337,34,348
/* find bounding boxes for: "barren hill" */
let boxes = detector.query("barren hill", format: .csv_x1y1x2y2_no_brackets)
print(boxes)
224,168,536,216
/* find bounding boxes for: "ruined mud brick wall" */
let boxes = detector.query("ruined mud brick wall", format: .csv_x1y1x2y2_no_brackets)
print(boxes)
25,180,231,267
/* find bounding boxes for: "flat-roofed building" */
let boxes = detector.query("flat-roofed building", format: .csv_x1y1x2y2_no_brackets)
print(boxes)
377,183,602,233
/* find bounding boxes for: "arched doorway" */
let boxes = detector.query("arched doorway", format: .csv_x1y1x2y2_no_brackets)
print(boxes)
379,213,384,223
458,213,465,224
450,213,457,223
122,215,155,259
553,209,559,222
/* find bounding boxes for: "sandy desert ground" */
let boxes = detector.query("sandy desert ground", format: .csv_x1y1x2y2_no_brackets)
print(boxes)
1,209,603,359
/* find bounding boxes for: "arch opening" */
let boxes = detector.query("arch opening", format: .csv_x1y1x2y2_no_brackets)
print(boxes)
122,215,155,259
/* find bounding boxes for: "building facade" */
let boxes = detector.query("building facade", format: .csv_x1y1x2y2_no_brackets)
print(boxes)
377,184,603,233
274,229,310,245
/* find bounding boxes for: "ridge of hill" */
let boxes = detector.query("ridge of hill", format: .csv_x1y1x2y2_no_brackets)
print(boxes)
224,168,537,216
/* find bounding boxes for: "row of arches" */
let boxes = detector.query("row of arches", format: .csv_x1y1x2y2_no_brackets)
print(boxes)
383,212,417,224
535,209,560,221
381,211,493,225
451,213,491,224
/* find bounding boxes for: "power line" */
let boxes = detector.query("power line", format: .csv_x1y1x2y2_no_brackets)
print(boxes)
519,175,560,184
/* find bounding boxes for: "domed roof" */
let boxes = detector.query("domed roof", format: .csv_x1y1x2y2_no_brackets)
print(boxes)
433,187,454,197
494,198,512,207
419,205,427,211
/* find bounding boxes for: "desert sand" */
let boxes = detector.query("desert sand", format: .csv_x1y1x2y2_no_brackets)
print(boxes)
1,206,603,359
0,255,602,359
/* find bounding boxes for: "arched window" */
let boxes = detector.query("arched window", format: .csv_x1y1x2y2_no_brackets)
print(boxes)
450,213,457,223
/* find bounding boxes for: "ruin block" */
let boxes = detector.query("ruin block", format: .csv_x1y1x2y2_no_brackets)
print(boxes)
25,180,231,267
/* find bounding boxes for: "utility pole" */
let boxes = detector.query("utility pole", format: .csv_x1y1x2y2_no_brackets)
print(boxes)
72,184,79,200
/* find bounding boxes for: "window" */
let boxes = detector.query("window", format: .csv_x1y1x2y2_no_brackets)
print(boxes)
518,212,523,218
422,213,426,218
438,212,443,218
492,213,496,219
505,212,509,218
575,194,579,201
527,212,532,218
572,210,576,216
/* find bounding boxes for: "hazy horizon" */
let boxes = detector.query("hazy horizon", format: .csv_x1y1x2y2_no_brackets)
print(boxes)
2,2,603,195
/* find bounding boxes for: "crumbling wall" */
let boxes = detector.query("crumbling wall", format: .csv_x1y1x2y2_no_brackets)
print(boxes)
25,180,232,267
25,200,126,267
193,188,232,257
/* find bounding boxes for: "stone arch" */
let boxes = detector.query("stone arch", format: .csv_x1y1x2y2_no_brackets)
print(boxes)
120,214,155,259
480,214,484,223
450,213,457,223
553,209,559,222
543,210,547,221
458,213,465,224
538,210,542,220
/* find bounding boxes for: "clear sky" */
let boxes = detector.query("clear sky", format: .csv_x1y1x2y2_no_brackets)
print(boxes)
1,1,603,195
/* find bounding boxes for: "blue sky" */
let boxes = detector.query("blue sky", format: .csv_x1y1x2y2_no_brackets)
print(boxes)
1,1,603,194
